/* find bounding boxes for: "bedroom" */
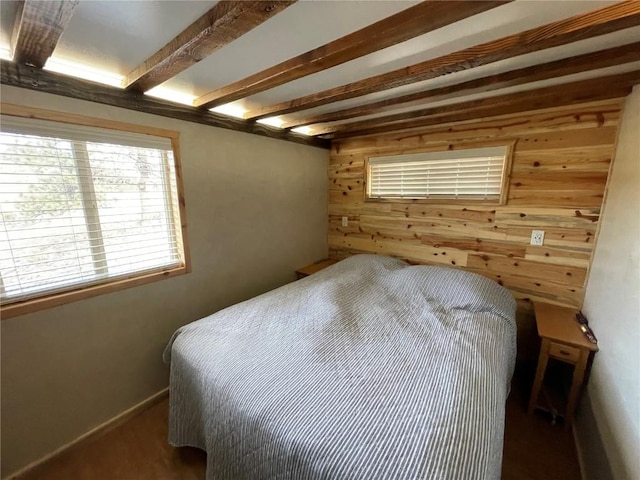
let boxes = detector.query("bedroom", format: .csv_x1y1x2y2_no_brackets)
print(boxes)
0,0,638,479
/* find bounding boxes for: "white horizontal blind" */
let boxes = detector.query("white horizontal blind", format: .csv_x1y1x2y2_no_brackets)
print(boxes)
0,115,184,305
368,146,507,200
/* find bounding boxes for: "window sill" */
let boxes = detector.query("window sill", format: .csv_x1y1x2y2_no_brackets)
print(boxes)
1,265,188,320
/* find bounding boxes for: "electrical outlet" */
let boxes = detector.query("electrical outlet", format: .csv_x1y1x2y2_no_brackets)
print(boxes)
530,230,545,246
341,216,349,227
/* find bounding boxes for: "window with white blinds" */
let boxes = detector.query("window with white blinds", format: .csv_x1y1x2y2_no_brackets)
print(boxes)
367,146,509,202
0,113,187,309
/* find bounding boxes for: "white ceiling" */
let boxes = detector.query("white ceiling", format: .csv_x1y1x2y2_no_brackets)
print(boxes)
0,0,636,133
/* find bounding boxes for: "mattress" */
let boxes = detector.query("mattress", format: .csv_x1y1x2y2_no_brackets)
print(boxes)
163,254,517,479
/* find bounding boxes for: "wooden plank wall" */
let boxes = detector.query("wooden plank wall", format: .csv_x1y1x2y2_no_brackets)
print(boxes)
328,99,624,315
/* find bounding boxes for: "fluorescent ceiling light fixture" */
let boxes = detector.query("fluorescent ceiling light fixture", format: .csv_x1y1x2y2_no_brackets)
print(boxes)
44,57,123,87
257,117,284,129
210,103,247,119
291,126,313,136
0,44,12,61
145,86,195,106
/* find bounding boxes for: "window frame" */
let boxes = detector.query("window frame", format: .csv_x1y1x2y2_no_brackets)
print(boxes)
0,103,191,319
363,140,516,205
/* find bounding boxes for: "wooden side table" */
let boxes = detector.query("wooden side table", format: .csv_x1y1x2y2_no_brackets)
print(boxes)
528,302,598,428
295,259,338,279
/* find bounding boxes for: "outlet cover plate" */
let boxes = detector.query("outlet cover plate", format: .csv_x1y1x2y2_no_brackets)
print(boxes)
531,230,545,246
341,216,349,227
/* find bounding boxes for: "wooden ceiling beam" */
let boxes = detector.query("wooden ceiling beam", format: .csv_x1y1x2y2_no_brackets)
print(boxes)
0,60,329,149
279,42,640,129
249,1,640,120
325,93,626,142
11,0,79,68
320,70,640,140
192,1,510,109
124,1,295,92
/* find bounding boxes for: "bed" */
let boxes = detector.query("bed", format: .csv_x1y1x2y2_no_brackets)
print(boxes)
163,254,517,479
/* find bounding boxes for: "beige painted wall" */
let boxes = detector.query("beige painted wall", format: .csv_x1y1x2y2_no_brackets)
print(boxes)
0,85,329,477
576,86,640,479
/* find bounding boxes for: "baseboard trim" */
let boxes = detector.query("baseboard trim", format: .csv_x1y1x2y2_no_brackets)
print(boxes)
4,387,169,480
573,423,586,480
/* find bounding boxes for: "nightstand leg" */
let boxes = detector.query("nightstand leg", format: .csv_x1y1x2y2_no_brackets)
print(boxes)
528,339,550,415
565,349,589,428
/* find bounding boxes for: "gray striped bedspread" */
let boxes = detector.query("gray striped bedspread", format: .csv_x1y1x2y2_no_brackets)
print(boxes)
163,254,517,480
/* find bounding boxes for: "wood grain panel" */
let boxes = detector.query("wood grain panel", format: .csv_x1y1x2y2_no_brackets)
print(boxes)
506,191,605,208
332,100,623,154
507,172,608,208
421,235,527,258
505,226,595,251
516,127,618,151
328,235,468,267
328,202,392,216
329,176,364,192
494,208,599,228
512,147,612,173
389,204,497,223
524,246,591,268
362,217,510,243
469,269,585,307
330,164,365,178
328,100,623,308
467,253,587,285
124,1,295,92
11,0,79,68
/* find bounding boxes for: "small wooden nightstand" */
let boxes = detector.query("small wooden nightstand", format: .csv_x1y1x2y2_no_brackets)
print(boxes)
295,259,338,279
528,302,598,428
296,258,338,280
